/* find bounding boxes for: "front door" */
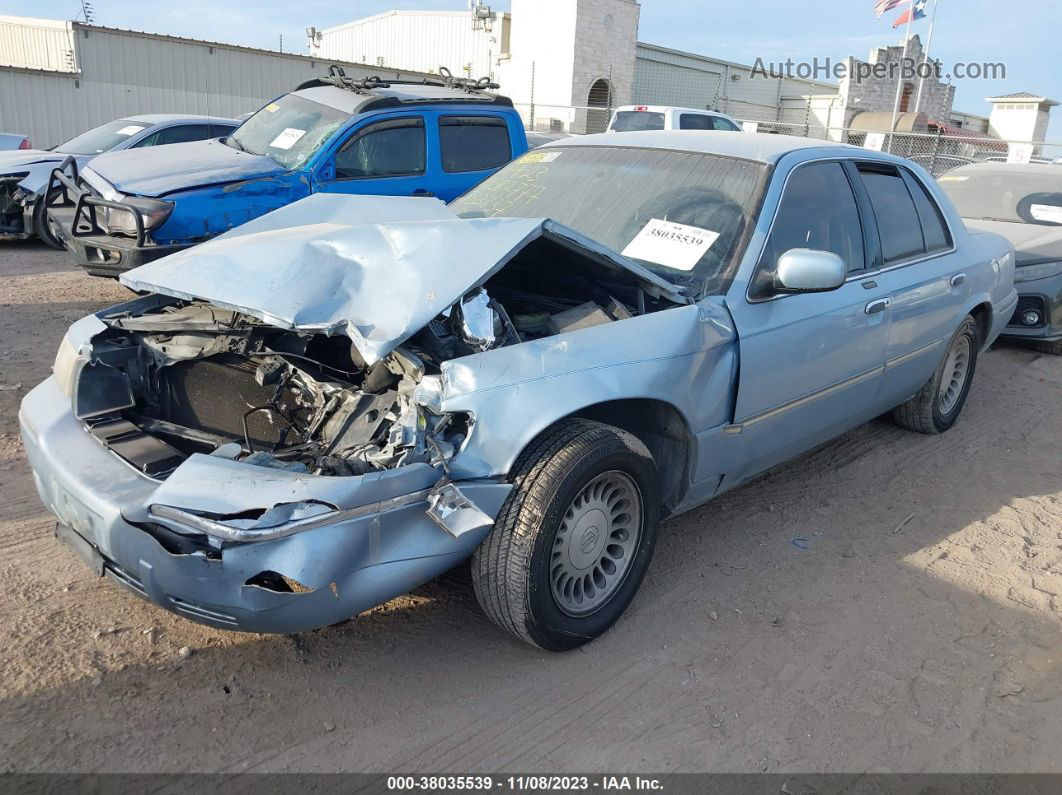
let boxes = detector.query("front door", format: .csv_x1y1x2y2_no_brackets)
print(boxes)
320,115,435,198
724,159,892,484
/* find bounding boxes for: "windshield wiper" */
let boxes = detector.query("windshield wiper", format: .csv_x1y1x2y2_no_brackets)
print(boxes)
225,136,249,153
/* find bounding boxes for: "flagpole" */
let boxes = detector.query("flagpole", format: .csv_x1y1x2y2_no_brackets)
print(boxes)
887,1,916,151
913,0,940,114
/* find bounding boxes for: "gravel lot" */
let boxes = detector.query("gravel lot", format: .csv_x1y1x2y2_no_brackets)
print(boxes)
1,239,1061,774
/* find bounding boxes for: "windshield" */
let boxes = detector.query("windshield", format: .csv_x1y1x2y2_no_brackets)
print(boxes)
229,93,349,169
940,168,1062,226
450,145,767,292
57,120,153,155
610,111,665,132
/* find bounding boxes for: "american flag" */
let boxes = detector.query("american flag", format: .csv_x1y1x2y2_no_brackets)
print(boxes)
874,0,907,17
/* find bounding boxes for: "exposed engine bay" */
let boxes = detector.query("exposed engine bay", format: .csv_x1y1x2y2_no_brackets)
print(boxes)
76,236,681,479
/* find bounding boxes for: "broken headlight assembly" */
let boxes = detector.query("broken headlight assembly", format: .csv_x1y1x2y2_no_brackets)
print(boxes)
103,196,175,237
53,333,85,399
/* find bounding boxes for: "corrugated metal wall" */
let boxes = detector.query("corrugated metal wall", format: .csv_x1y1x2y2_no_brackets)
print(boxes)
314,11,508,81
634,43,837,122
0,15,75,72
0,23,430,148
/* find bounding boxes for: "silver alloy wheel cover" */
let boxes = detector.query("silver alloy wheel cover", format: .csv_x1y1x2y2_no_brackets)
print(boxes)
550,470,643,618
938,333,971,415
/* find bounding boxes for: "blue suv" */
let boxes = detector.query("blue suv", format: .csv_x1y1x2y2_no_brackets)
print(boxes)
47,68,528,276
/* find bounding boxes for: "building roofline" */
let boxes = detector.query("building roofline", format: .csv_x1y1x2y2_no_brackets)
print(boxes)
320,9,510,36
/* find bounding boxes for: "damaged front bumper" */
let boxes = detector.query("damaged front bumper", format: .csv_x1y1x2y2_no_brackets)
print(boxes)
19,376,510,633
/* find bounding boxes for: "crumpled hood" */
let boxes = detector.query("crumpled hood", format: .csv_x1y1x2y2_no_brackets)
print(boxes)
120,193,686,366
87,139,283,198
0,149,64,172
964,218,1062,266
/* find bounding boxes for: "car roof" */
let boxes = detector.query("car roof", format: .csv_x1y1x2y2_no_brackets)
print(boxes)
613,105,732,117
545,130,862,165
292,83,511,116
122,113,239,125
946,161,1062,177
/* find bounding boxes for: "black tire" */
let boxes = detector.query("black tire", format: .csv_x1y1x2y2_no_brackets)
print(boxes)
32,198,65,250
1034,338,1062,356
472,419,660,651
893,315,980,434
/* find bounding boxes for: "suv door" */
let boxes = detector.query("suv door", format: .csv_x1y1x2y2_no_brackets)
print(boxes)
725,159,892,482
435,114,515,201
852,163,966,407
321,115,432,197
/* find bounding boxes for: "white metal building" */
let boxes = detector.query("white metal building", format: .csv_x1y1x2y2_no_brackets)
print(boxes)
0,16,430,147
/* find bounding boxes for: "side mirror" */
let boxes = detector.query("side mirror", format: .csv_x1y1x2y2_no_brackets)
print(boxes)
776,248,846,293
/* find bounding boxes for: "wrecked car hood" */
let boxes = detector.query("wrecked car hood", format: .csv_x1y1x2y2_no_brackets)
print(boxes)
120,193,687,366
86,139,283,198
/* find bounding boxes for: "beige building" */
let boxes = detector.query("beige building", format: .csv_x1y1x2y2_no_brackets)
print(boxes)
987,92,1059,154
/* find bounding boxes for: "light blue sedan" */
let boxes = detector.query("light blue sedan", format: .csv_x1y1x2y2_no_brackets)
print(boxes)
19,131,1018,651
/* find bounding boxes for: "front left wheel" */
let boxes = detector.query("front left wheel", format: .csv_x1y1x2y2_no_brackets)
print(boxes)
472,419,660,651
32,198,65,250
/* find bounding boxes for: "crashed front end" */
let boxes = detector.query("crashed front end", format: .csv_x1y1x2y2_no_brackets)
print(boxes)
20,301,511,632
0,172,35,239
20,193,686,632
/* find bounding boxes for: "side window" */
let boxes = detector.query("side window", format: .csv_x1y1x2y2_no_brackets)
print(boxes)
130,132,158,148
335,117,426,179
211,123,238,139
712,117,741,131
150,124,213,146
752,161,865,298
439,116,511,173
902,170,952,253
857,165,925,263
679,113,714,130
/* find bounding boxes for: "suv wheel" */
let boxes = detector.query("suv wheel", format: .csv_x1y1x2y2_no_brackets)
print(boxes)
472,419,660,651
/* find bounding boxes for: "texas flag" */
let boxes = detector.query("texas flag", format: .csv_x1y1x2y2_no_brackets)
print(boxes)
874,0,906,17
893,0,928,27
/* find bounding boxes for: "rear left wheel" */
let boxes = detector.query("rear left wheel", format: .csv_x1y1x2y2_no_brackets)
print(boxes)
472,419,660,651
893,315,980,434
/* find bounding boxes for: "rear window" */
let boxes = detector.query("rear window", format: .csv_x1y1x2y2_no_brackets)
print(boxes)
439,116,511,173
610,111,665,132
859,166,926,263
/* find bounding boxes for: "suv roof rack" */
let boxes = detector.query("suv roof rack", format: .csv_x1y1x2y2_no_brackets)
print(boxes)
297,64,501,95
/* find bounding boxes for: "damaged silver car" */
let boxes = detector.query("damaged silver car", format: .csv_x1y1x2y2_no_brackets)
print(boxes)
21,133,1017,650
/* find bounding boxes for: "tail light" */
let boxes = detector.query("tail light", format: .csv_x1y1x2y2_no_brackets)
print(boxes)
18,137,30,150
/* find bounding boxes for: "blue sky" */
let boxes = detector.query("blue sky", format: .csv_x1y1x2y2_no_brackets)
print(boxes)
4,0,1060,138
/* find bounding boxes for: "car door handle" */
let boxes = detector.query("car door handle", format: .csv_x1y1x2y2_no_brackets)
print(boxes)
865,298,891,315
950,273,966,287
412,189,434,197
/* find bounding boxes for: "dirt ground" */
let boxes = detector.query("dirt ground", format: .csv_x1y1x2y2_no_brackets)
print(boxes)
1,239,1061,774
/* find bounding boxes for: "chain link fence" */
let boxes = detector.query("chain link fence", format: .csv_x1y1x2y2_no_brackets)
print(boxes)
512,103,1061,176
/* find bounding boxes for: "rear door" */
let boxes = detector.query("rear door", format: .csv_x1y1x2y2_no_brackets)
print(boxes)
853,163,967,406
725,158,892,482
434,113,517,201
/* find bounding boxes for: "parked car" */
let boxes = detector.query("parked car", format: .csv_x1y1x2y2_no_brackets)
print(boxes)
20,132,1016,650
939,162,1062,353
1,115,238,247
608,105,742,133
47,69,528,277
526,131,572,148
0,132,31,150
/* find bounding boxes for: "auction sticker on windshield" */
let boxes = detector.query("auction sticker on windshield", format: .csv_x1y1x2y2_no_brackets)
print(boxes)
1030,203,1062,225
116,125,146,136
621,218,720,271
521,150,563,163
269,128,307,150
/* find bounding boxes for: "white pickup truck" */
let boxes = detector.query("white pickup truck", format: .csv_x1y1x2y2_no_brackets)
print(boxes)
608,105,743,133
